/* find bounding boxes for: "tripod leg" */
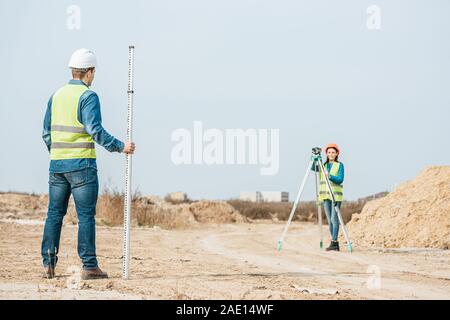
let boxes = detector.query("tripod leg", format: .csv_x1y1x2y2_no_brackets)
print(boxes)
317,160,353,253
334,204,352,252
278,159,314,252
313,160,323,249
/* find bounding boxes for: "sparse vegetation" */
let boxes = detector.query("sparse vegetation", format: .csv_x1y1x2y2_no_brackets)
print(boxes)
96,188,191,229
164,193,193,205
0,187,389,228
227,192,389,224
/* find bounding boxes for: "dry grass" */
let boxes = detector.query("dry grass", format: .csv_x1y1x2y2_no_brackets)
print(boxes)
95,189,191,229
227,200,315,221
163,193,193,205
60,187,389,229
228,192,388,224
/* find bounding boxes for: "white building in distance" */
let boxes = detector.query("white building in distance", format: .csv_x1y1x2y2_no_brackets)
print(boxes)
240,191,289,203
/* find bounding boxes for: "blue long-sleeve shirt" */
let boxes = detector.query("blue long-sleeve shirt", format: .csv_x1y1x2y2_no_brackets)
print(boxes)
311,161,344,185
43,80,125,173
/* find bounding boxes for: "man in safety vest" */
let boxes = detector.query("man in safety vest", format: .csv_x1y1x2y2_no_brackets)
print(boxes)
41,48,136,279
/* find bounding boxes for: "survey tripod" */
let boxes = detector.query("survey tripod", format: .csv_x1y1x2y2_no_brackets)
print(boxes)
277,147,353,253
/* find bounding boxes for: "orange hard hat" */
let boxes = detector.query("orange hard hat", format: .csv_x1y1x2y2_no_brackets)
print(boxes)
325,143,340,155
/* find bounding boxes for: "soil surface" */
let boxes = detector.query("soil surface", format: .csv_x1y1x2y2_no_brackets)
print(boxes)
1,220,449,300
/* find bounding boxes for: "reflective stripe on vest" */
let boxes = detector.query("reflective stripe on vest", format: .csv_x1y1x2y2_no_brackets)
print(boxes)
51,125,87,134
50,84,96,160
51,142,95,149
319,162,344,202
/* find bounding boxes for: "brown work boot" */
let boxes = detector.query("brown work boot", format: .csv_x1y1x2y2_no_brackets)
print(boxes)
43,266,55,279
81,267,108,280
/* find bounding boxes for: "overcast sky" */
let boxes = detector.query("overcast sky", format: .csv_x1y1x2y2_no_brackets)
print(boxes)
1,0,449,200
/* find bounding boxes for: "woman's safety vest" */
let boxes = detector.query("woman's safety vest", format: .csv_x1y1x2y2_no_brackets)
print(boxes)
319,161,343,202
50,84,96,160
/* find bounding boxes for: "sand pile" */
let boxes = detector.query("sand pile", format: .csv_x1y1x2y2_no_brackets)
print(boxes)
108,195,247,227
189,201,246,223
0,192,246,228
348,166,450,249
137,197,246,225
0,193,48,220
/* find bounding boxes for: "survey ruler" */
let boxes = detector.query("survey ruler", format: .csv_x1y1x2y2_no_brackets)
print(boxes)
123,45,135,280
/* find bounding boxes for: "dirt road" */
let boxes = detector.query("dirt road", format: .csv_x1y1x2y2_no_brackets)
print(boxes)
0,220,449,299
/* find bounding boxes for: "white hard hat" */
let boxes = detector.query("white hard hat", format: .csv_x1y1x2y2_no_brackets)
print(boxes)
68,48,97,69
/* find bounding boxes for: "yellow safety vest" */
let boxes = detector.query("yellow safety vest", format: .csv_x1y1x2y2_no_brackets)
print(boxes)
50,84,96,160
319,161,343,202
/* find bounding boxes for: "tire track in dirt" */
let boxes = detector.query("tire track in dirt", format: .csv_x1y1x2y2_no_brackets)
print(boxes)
200,223,450,299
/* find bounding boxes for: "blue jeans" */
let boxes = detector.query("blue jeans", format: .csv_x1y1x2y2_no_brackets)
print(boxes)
41,167,99,269
323,200,341,241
